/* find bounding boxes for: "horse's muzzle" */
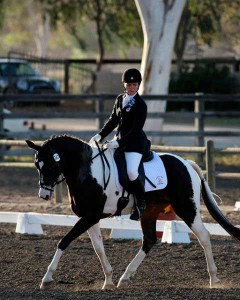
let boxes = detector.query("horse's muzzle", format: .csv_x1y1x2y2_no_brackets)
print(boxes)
39,187,52,200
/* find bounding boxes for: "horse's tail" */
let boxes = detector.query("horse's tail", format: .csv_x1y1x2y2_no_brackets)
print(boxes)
188,160,240,242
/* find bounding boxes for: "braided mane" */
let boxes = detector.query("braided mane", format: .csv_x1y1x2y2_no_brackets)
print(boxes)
42,134,93,163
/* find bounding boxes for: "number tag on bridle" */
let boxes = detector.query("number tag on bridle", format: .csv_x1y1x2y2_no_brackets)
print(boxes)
53,153,60,162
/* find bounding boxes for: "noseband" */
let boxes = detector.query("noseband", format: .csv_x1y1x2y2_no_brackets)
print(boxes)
39,174,65,192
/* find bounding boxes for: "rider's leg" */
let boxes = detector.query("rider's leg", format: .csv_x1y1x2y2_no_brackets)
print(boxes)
125,152,145,221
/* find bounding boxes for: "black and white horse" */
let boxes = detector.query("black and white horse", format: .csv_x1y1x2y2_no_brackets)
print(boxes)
26,135,240,289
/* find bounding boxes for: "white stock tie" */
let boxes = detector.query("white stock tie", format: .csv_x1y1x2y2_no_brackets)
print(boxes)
122,95,131,108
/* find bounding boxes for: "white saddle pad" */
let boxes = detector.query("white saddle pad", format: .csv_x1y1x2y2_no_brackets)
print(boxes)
112,151,167,192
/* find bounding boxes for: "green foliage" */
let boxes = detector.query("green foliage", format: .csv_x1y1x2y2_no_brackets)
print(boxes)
175,0,240,73
170,64,239,94
188,0,221,45
38,0,142,67
0,0,5,29
168,64,240,111
0,0,37,53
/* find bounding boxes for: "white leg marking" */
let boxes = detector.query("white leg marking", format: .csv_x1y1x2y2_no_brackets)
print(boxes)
40,249,63,289
118,249,146,288
191,217,220,288
88,223,115,290
189,165,220,288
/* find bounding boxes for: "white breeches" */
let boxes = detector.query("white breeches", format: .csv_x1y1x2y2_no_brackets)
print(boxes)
124,152,143,181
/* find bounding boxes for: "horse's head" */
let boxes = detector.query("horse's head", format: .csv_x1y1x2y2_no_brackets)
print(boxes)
26,140,64,200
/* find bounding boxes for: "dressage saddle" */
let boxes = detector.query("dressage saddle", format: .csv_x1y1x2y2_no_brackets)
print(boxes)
113,148,154,194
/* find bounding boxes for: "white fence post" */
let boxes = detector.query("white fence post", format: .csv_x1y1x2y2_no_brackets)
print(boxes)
161,221,190,244
15,213,43,235
110,216,143,239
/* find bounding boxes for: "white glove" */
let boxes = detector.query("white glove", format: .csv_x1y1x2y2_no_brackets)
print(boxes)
89,133,101,146
104,140,119,149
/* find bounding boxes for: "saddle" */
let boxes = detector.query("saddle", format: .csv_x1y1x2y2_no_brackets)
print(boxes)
113,148,154,194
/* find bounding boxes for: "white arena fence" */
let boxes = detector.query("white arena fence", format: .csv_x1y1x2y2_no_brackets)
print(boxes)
0,211,235,244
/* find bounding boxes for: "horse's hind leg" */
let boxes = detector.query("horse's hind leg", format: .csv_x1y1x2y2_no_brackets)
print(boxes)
190,215,220,288
117,247,147,288
118,205,158,288
87,223,115,290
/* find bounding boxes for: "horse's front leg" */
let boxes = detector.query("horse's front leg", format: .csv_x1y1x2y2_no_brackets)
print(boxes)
40,216,99,289
40,248,63,289
117,212,158,288
88,223,115,290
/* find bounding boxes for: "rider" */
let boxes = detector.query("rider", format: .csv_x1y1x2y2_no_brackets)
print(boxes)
89,68,151,221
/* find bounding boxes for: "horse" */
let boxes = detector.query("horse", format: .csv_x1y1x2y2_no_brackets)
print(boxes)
26,135,240,290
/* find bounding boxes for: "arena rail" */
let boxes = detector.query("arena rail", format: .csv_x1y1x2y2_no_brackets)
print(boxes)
1,94,240,144
0,211,233,244
0,139,240,201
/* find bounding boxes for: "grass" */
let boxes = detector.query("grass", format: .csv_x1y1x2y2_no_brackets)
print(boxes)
165,117,240,127
214,154,240,166
205,118,240,127
4,155,34,162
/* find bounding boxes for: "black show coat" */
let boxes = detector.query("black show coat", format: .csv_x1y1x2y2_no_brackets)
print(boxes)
99,93,150,154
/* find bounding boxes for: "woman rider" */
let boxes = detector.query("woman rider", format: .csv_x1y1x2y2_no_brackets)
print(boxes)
89,68,151,221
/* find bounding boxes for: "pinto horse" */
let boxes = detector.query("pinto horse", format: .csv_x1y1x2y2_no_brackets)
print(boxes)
26,135,240,289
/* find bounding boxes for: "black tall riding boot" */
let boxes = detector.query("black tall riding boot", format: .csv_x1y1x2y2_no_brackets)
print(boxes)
129,176,146,221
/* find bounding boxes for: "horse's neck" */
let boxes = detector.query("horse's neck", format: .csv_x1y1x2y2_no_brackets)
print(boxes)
63,143,92,188
65,146,113,194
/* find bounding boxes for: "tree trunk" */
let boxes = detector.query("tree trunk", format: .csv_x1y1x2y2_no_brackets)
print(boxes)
26,0,50,59
174,2,191,76
135,0,186,145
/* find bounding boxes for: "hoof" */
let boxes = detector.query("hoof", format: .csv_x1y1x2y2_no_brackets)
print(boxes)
117,279,130,288
210,278,221,289
102,283,116,290
40,280,53,290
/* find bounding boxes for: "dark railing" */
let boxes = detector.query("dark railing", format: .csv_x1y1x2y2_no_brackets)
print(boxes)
0,139,239,202
1,93,240,144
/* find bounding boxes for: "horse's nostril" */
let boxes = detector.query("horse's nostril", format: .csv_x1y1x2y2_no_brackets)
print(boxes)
45,195,49,200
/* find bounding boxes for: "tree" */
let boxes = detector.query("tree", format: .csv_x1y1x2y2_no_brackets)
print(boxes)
217,0,240,55
0,0,54,56
135,0,186,144
0,0,6,30
174,0,240,74
174,0,221,75
26,0,51,58
39,0,142,70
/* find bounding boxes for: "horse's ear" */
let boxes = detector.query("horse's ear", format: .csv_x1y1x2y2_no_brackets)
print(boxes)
26,140,41,152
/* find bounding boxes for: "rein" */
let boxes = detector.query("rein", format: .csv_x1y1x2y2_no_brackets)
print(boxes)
90,141,111,190
40,140,111,192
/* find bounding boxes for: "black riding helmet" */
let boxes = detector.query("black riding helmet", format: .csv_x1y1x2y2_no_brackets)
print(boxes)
122,68,142,84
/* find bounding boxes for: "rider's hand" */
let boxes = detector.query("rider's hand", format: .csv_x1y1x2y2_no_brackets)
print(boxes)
104,140,119,149
89,133,101,146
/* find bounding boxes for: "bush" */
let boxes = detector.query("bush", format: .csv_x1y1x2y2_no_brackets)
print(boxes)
168,64,240,111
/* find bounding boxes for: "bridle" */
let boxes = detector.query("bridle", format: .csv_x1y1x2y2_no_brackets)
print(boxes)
39,174,65,192
38,141,111,192
37,146,65,192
